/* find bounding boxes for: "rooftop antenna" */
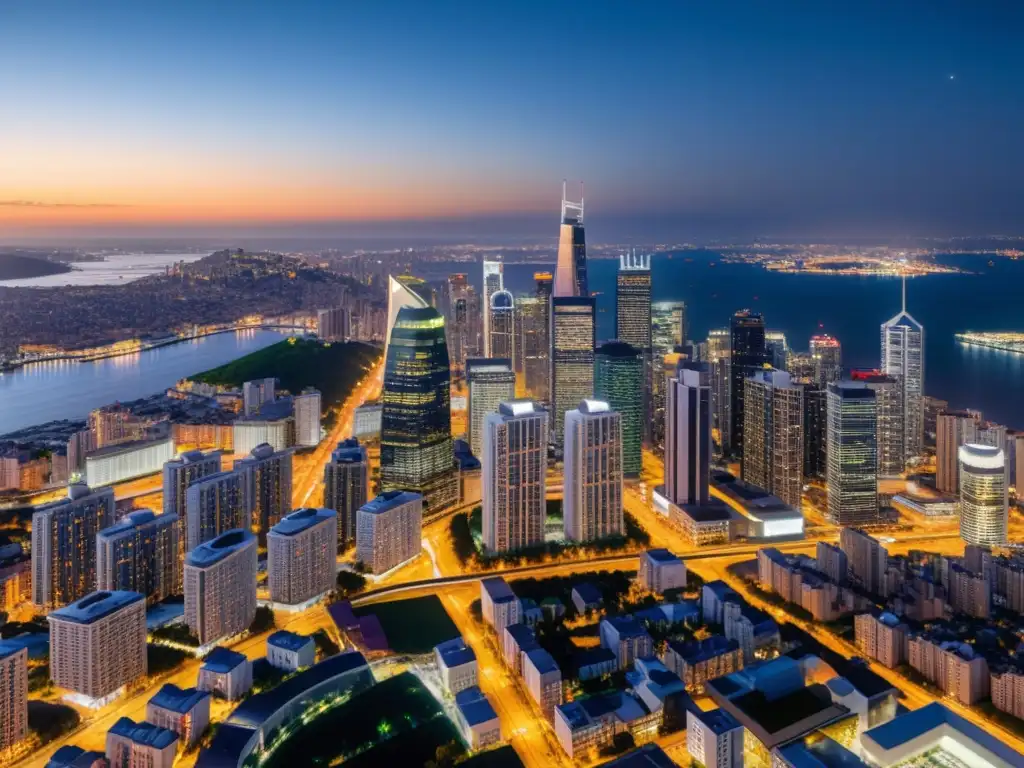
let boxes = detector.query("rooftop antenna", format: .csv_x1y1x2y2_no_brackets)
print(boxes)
561,179,585,224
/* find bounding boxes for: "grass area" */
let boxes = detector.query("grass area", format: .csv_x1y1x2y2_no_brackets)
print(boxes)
148,643,190,676
262,672,461,768
28,701,79,744
191,338,380,408
150,622,199,647
354,595,459,654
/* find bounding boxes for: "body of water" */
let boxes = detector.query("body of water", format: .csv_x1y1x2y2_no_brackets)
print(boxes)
0,329,293,435
424,253,1024,428
0,251,207,287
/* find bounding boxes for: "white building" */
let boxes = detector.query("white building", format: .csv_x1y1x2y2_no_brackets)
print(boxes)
434,637,478,695
523,648,562,720
638,549,687,593
0,642,28,756
482,400,548,554
481,577,521,633
184,529,257,647
687,708,743,768
467,358,516,459
197,648,252,701
454,687,501,750
293,389,322,447
145,683,211,749
353,403,382,441
600,616,654,670
268,507,337,607
85,437,175,487
48,590,147,707
880,280,924,460
106,717,178,768
266,631,316,672
355,491,422,574
564,400,624,542
232,417,293,455
959,443,1008,546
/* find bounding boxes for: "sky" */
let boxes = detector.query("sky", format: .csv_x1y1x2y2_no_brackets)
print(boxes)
2,1,1023,240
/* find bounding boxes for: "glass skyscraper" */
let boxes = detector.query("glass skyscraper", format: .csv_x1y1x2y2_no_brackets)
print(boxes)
730,309,769,458
380,304,457,511
550,296,595,444
959,443,1007,546
881,279,924,461
488,290,515,361
595,341,644,477
616,253,652,444
826,381,878,526
554,184,587,298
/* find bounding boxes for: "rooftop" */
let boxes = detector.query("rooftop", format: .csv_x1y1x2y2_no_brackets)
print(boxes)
703,579,738,601
186,528,255,568
436,637,476,669
776,733,868,768
669,635,739,664
455,686,498,726
85,436,172,460
331,438,366,464
599,744,677,768
97,508,175,538
573,647,617,671
149,683,210,714
644,548,681,565
108,717,178,750
603,615,649,640
573,582,603,605
482,577,517,602
267,630,313,653
524,647,559,676
201,647,247,674
690,707,742,735
0,640,26,661
46,746,108,768
49,590,143,625
505,623,539,651
359,490,422,515
269,507,336,537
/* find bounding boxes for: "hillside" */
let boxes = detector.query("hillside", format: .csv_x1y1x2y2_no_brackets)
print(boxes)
0,254,72,281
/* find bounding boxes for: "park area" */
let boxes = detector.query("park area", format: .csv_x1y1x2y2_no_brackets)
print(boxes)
353,595,460,654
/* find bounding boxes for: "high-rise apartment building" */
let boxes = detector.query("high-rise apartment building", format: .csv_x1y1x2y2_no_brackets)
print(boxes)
97,509,179,605
959,444,1008,546
293,388,322,447
595,342,644,477
88,405,145,449
316,306,349,342
765,331,788,371
936,411,981,494
826,382,878,526
185,469,251,551
554,183,587,298
550,297,596,444
0,642,27,755
268,507,337,607
242,378,276,417
234,443,293,544
488,290,515,362
323,438,368,550
881,279,924,460
742,370,804,510
481,261,504,356
48,590,147,704
482,401,548,554
163,450,220,579
380,304,457,511
853,372,905,477
666,364,712,506
184,529,258,646
466,358,516,459
356,490,423,574
839,528,888,596
810,334,842,386
564,400,624,542
32,483,115,609
445,273,475,373
729,310,769,459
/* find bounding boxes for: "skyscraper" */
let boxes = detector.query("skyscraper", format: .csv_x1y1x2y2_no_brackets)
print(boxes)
323,438,368,550
267,508,337,607
234,443,293,544
800,383,828,479
810,334,842,386
652,301,686,355
554,182,587,298
488,290,515,361
521,272,553,403
881,278,924,460
31,483,115,609
742,369,804,510
466,358,516,460
826,382,878,526
482,401,548,553
184,529,258,646
380,304,457,511
595,341,644,477
445,273,474,373
185,469,252,551
936,411,981,494
854,371,904,477
665,364,711,506
293,388,322,447
385,274,430,363
482,261,504,356
564,400,624,542
97,509,179,605
356,491,423,574
959,444,1008,546
729,310,769,459
162,450,221,522
0,642,27,755
615,252,653,443
765,331,789,371
550,297,596,444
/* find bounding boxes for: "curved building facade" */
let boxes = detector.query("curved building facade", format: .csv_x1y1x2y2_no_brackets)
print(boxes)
488,290,515,362
380,305,457,511
959,444,1007,546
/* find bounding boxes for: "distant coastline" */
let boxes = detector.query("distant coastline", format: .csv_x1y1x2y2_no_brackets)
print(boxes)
0,254,73,281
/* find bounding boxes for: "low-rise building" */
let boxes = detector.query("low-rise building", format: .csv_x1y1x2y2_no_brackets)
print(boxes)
638,549,687,593
854,612,908,669
197,648,251,700
723,600,779,664
571,582,603,614
554,691,659,759
146,684,211,749
523,648,562,720
44,745,108,767
600,616,655,671
502,624,539,675
664,636,743,693
687,708,743,768
435,638,477,695
481,577,521,633
105,717,178,768
454,686,501,750
266,631,315,672
572,647,618,681
626,657,685,714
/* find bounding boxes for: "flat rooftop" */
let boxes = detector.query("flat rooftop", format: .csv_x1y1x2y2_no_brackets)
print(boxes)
267,630,312,653
359,490,421,515
49,590,143,624
201,647,247,674
86,436,171,460
270,507,335,537
186,529,255,568
455,686,498,726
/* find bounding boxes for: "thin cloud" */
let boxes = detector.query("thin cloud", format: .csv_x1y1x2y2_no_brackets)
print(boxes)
0,200,132,209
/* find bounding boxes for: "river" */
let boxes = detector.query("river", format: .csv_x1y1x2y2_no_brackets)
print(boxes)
0,329,295,435
0,251,208,288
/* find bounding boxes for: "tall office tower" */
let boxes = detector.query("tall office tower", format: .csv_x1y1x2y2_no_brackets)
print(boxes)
826,382,878,526
729,310,769,459
881,278,924,460
97,509,179,605
810,334,843,386
615,252,653,442
267,508,337,607
554,182,588,298
32,483,115,609
323,438,368,550
652,301,687,355
705,328,731,450
184,529,258,646
1008,432,1024,492
446,273,474,373
800,383,828,478
48,590,147,704
665,364,712,506
316,306,350,342
786,351,817,382
521,272,553,403
185,469,251,551
922,396,949,451
488,290,515,361
466,358,516,459
235,443,292,544
765,331,789,370
839,528,888,596
936,411,981,494
0,642,27,755
550,297,596,444
959,444,1008,546
293,388,322,447
385,274,430,363
242,378,276,417
481,261,504,356
356,490,423,574
564,400,624,542
742,370,804,510
380,305,458,511
853,372,905,477
595,342,644,477
482,401,548,553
